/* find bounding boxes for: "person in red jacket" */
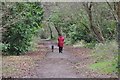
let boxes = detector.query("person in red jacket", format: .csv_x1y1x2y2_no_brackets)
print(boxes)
58,34,64,53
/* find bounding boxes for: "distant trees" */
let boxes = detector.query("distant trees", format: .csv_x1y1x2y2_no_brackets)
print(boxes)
49,11,62,36
2,2,119,55
42,2,117,44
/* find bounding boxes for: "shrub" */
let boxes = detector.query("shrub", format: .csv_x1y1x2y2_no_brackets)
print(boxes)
2,3,44,55
85,41,97,49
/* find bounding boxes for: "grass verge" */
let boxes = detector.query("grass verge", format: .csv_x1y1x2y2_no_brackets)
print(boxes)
89,40,118,75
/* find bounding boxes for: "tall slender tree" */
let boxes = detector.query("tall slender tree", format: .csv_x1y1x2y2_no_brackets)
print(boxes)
83,2,105,43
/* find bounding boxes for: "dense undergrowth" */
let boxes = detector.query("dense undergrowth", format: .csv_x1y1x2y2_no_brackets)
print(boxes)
89,40,118,75
69,39,118,75
2,3,44,55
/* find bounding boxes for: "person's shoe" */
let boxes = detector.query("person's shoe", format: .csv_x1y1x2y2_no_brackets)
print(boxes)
60,51,62,53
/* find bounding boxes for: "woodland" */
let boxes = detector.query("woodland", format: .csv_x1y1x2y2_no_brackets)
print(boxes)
1,2,120,78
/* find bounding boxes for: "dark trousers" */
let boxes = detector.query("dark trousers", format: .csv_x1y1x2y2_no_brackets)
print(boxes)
52,45,54,52
59,47,63,53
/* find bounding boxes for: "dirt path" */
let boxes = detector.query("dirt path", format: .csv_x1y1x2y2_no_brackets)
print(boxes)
2,40,117,78
32,40,116,78
34,49,83,78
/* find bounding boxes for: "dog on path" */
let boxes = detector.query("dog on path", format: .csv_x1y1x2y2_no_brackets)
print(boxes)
51,45,54,52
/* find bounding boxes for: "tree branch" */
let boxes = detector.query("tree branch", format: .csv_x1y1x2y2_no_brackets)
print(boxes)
106,0,118,22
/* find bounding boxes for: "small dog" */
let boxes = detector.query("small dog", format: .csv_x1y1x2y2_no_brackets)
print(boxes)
51,45,54,52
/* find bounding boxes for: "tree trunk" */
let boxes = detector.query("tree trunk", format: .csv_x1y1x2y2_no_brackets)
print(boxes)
54,24,62,36
116,2,120,70
48,22,53,39
106,1,118,21
84,3,105,43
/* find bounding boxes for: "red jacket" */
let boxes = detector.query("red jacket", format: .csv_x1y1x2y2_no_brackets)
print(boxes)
58,36,64,47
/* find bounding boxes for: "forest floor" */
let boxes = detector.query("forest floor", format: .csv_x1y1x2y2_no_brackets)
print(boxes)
2,40,118,78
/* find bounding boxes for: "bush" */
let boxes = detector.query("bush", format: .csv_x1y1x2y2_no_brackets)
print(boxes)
0,43,8,55
2,3,44,55
85,41,97,49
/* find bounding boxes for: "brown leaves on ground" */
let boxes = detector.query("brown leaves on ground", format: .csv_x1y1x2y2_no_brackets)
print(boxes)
2,42,50,78
2,56,34,78
64,46,117,78
64,45,91,58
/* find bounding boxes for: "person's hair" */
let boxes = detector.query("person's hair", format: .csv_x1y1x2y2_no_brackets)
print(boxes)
58,34,62,36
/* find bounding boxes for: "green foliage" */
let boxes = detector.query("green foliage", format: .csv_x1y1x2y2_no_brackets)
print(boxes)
89,40,118,74
48,7,97,45
39,28,48,39
102,20,116,40
49,12,62,24
90,60,117,74
62,21,95,44
28,36,39,52
2,2,44,55
85,41,97,49
37,2,118,47
93,3,116,40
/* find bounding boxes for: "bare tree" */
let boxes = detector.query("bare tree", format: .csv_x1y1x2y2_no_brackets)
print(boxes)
83,2,105,43
106,1,118,21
